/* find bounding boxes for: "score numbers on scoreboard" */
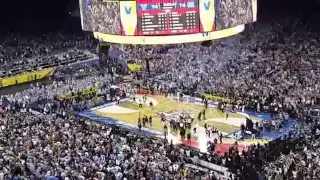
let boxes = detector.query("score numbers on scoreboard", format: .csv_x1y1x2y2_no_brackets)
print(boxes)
136,0,200,35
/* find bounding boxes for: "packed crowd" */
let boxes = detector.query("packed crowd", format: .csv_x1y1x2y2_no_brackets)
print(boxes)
81,0,121,35
0,110,224,179
119,20,319,179
0,18,320,179
0,33,96,77
262,111,320,179
123,21,320,108
4,70,113,111
214,0,255,29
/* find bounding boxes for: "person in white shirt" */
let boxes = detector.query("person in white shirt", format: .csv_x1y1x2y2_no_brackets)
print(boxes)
251,133,255,140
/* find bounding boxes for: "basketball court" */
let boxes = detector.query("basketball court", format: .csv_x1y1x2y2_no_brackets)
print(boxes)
79,94,294,155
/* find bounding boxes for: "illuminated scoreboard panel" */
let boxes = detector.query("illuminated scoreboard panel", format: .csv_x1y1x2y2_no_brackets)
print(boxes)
137,0,200,35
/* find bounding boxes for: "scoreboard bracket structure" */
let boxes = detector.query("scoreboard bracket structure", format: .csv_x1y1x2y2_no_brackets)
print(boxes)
93,24,245,45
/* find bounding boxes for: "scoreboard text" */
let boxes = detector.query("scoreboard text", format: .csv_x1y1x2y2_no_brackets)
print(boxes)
136,0,200,35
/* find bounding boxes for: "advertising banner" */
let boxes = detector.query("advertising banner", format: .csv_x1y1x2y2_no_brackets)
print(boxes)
120,1,138,35
199,0,215,32
252,0,257,22
93,24,244,44
0,68,56,88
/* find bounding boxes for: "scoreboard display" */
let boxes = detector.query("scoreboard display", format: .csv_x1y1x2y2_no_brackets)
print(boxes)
81,0,257,44
136,0,200,35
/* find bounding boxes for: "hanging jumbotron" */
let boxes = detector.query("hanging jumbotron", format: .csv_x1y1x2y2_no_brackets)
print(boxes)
79,0,257,45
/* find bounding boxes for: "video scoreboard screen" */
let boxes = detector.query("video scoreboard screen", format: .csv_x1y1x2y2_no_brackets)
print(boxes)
136,0,200,35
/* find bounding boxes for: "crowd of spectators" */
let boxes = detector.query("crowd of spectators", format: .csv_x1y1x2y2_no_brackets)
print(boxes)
215,0,254,30
0,18,320,179
0,101,229,179
0,33,96,77
81,0,121,35
262,111,320,179
123,21,319,108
